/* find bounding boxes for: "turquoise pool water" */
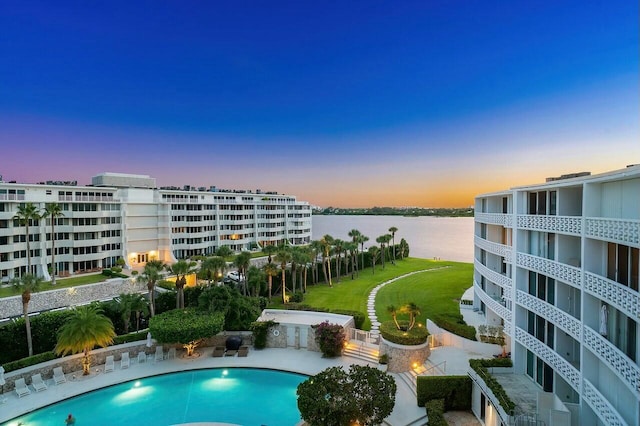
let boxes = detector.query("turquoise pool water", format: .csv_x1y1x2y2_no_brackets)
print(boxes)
2,368,306,426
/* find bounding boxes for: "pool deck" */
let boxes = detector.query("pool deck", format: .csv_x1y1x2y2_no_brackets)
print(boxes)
0,347,424,426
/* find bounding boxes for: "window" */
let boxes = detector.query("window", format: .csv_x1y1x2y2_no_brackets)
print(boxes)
608,243,640,291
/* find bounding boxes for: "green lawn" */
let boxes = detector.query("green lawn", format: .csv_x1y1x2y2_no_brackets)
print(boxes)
270,258,473,330
0,273,110,298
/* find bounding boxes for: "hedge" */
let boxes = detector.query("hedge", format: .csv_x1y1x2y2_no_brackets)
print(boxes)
432,314,477,341
425,399,447,426
469,359,515,412
380,321,429,345
3,351,58,373
113,330,149,345
416,375,471,409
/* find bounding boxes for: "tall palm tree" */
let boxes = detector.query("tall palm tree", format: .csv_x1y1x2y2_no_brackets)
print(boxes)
320,234,334,287
201,256,227,285
333,239,344,281
376,235,387,270
262,244,277,264
137,260,164,317
167,259,194,309
348,229,361,273
263,262,279,301
11,273,43,356
55,305,115,375
368,246,380,274
358,235,369,272
13,202,41,275
404,302,421,330
309,240,323,284
299,246,312,292
388,226,398,265
344,241,358,279
275,244,292,303
387,305,400,329
234,251,252,295
43,203,64,285
129,293,149,332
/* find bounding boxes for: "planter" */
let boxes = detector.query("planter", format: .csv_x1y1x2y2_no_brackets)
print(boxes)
380,337,430,373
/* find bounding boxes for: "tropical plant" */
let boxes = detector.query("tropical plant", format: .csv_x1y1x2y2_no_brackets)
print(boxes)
233,251,252,295
368,246,380,273
387,305,400,329
309,240,323,284
136,260,165,317
399,238,409,259
333,239,344,281
197,285,261,330
262,244,277,264
403,302,421,330
11,273,43,356
312,321,345,358
388,226,398,265
249,319,278,349
114,293,149,333
200,255,227,284
215,245,233,259
358,234,369,272
297,365,396,426
54,305,116,375
263,262,279,301
275,244,292,303
348,229,361,274
246,265,265,297
167,259,196,309
149,309,224,356
320,234,334,286
42,203,64,285
13,202,42,274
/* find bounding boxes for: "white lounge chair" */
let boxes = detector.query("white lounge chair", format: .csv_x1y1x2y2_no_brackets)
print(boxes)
137,351,147,363
31,374,47,392
121,352,130,369
14,378,31,398
166,347,176,360
155,346,164,362
104,355,115,373
53,367,67,385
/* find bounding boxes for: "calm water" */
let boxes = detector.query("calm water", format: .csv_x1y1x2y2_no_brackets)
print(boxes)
312,215,474,263
3,368,306,426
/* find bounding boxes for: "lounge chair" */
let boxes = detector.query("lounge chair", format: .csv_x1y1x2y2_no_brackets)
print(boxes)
212,346,225,357
238,345,249,357
138,351,147,363
225,349,237,357
121,352,130,369
105,355,115,373
155,346,164,362
31,374,47,392
166,347,176,360
14,378,31,398
53,367,67,385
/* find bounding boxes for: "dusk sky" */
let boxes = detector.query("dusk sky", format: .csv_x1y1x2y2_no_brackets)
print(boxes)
1,1,638,208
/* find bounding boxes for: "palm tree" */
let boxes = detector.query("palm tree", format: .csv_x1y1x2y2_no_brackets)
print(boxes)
376,235,387,270
201,256,227,285
263,262,279,300
43,203,64,285
262,244,277,264
348,229,361,273
11,273,43,356
368,246,380,274
333,239,344,281
388,226,398,265
404,302,421,330
290,246,304,293
358,235,369,272
275,244,292,303
167,259,194,309
13,202,41,275
399,238,409,260
54,305,115,375
344,241,358,279
129,293,149,332
387,305,400,329
233,252,252,295
137,260,165,317
309,240,323,284
246,265,265,297
320,234,334,287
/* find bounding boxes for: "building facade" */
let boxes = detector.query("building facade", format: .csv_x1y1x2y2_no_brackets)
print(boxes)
0,172,312,281
474,165,639,425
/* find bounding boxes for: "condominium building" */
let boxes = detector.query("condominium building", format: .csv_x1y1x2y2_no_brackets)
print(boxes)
0,172,312,281
473,165,639,426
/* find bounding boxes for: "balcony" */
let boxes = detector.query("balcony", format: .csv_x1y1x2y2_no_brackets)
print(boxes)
516,215,582,236
475,261,512,293
475,282,512,322
584,272,639,321
585,217,640,247
475,212,513,228
474,236,512,262
467,367,512,425
514,327,581,391
582,379,627,426
582,326,640,396
515,290,581,341
516,253,581,289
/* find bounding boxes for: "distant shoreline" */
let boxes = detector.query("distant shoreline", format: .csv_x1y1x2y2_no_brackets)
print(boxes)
313,208,474,218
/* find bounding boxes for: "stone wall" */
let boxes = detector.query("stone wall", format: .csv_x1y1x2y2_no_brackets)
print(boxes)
379,337,430,373
0,278,147,319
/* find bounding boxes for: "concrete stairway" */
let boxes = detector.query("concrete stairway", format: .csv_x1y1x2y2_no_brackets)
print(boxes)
343,341,379,364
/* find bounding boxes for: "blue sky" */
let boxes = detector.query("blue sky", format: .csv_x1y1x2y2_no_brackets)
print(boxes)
1,1,638,206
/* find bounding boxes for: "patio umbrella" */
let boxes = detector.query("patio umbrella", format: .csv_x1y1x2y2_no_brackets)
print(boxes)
146,331,153,348
599,305,608,337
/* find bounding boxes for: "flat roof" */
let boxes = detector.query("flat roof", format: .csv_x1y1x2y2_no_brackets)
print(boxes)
257,309,354,327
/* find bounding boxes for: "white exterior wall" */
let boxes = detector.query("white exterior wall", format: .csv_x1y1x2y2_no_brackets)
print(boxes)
474,165,640,426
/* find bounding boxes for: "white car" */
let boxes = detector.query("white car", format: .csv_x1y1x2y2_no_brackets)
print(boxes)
226,271,240,281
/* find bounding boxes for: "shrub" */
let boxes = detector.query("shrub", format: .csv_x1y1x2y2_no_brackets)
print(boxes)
250,320,278,349
102,269,113,277
3,351,58,373
432,314,477,341
416,376,471,409
150,309,224,356
312,321,345,358
331,309,366,329
380,321,429,345
113,330,148,345
426,399,447,426
289,292,304,303
469,359,515,412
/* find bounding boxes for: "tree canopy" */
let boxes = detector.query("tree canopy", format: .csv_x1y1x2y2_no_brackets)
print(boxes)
149,309,224,356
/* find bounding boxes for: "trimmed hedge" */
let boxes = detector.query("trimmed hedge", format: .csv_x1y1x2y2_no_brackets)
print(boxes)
3,351,58,373
432,314,477,341
416,375,472,409
469,359,515,412
113,330,148,345
380,321,429,345
425,399,447,426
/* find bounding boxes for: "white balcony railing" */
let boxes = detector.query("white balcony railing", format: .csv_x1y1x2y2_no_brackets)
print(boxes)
516,253,582,288
585,217,640,247
515,290,582,341
475,212,513,228
584,272,639,321
475,262,513,293
474,236,513,262
475,283,512,322
515,327,581,391
516,215,582,235
582,379,627,426
583,326,640,396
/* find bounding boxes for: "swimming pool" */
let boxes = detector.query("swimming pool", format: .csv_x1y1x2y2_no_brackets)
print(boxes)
2,368,306,426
